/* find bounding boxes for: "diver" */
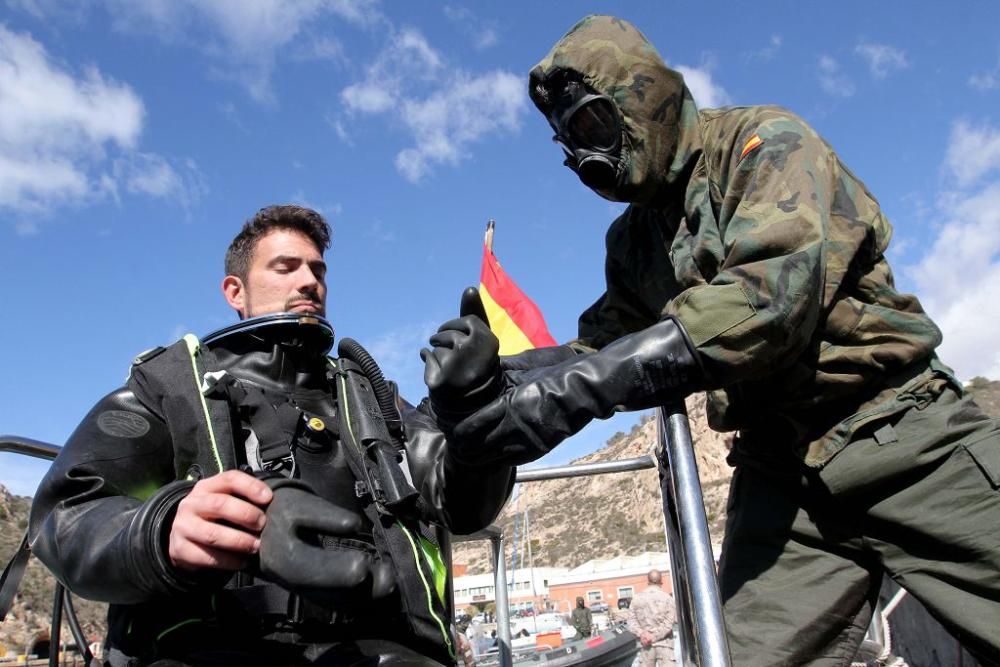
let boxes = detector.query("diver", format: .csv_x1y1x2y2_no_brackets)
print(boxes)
28,204,516,666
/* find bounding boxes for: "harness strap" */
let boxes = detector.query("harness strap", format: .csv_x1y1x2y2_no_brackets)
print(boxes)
0,532,30,621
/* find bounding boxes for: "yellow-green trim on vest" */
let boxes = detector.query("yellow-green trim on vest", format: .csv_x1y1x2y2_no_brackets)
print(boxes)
419,535,448,605
398,521,455,661
183,334,223,474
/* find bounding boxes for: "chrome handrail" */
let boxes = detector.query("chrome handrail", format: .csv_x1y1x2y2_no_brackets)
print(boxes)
0,435,61,461
1,436,95,666
657,403,731,666
493,404,732,667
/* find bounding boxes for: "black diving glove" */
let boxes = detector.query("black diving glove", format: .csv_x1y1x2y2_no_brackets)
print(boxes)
450,317,704,466
421,287,502,428
255,477,395,606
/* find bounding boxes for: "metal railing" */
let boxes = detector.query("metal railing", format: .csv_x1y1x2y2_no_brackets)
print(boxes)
0,435,61,460
477,403,732,667
0,436,94,667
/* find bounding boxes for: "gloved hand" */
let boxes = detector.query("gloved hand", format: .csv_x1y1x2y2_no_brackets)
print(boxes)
421,287,502,426
255,477,394,605
450,317,704,466
499,344,579,373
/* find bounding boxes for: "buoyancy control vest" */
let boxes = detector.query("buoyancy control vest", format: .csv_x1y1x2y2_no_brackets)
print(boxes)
126,315,456,664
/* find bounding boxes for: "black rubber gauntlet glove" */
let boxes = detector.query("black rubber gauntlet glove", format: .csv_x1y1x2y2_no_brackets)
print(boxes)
450,317,703,466
255,476,395,606
421,287,502,429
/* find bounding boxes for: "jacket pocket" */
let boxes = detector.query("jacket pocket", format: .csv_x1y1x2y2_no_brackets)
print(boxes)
964,432,1000,489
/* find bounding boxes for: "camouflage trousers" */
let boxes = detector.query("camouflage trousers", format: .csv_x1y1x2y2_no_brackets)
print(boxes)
638,644,675,667
718,386,1000,667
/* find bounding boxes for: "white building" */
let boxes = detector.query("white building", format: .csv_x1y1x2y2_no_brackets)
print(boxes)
453,566,568,613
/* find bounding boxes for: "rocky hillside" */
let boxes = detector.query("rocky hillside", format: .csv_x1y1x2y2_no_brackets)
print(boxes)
0,486,106,657
452,393,734,574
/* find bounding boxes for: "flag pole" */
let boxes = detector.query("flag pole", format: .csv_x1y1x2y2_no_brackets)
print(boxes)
485,219,495,253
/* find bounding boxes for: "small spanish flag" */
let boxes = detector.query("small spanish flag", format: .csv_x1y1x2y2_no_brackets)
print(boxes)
479,220,557,355
740,133,763,160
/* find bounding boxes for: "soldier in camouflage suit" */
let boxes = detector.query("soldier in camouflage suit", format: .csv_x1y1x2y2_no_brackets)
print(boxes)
629,570,676,667
424,14,1000,667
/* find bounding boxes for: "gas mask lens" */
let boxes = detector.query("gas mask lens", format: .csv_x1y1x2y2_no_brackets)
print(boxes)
566,97,619,151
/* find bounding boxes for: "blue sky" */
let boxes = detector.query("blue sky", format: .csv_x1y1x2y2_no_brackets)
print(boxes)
2,1,999,496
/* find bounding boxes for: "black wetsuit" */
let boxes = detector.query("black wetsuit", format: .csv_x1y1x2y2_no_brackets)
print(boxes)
29,321,514,666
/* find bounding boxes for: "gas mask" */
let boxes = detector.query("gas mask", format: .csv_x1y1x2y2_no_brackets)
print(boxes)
547,79,624,194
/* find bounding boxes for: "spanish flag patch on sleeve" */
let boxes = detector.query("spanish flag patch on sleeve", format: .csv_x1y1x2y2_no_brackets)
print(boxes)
740,133,763,160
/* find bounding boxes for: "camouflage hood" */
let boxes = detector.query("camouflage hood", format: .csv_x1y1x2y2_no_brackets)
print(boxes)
529,15,703,204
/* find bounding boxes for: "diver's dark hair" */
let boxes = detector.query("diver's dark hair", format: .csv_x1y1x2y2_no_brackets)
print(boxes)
225,205,331,280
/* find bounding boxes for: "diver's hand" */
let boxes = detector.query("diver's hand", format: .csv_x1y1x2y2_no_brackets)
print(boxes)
168,470,272,572
421,287,502,420
257,478,395,602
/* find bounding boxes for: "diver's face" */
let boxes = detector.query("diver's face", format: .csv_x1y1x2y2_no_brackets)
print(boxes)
227,228,327,319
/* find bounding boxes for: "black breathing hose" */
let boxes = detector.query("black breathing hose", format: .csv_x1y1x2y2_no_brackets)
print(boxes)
337,338,400,440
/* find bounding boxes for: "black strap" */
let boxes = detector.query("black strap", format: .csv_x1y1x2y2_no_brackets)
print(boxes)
231,583,294,617
0,531,31,621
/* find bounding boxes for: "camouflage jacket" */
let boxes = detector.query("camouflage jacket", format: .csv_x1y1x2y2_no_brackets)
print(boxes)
531,16,948,466
629,586,675,648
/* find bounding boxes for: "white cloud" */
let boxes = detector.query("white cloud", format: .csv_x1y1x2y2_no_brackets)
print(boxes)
855,42,908,78
744,35,782,63
368,218,395,243
969,71,999,91
968,57,1000,91
326,113,353,145
394,70,524,183
340,27,444,116
970,71,999,91
443,5,498,51
905,183,1000,380
341,82,396,113
341,27,526,183
675,64,730,109
0,26,206,218
903,119,1000,381
395,27,443,71
120,153,182,197
0,25,143,212
817,55,856,97
114,153,208,214
289,189,342,219
944,120,1000,188
14,0,384,103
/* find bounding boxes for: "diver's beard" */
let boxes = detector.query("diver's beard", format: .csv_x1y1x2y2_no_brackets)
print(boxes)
283,294,325,316
242,292,325,319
